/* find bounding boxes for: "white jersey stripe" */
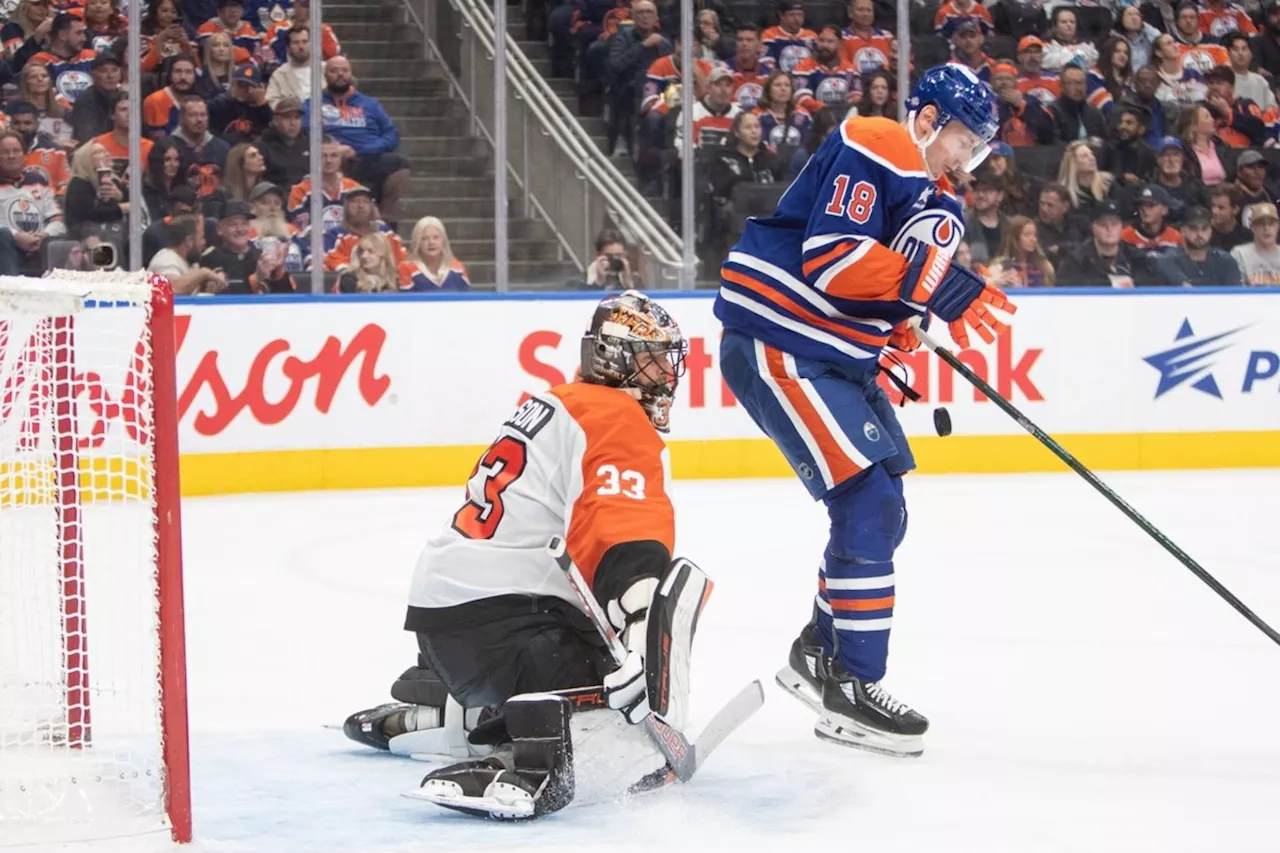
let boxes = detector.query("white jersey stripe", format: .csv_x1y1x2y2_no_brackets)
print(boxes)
833,617,893,632
718,287,880,361
753,338,835,491
824,574,896,591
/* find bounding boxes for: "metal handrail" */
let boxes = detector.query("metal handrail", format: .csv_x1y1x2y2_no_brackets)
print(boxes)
400,0,685,281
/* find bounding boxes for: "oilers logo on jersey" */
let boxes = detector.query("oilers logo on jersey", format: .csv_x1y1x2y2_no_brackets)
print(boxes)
888,209,964,259
7,197,42,232
850,46,889,74
56,71,91,103
778,44,812,72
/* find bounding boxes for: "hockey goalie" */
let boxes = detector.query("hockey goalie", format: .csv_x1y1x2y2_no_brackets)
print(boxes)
343,291,758,820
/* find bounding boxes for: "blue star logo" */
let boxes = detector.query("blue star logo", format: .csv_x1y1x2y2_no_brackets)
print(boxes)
1143,320,1244,399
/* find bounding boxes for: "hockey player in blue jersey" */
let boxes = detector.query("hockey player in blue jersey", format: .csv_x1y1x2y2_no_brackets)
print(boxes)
715,65,1016,757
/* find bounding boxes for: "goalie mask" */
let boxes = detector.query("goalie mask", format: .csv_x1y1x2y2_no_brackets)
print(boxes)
580,290,688,432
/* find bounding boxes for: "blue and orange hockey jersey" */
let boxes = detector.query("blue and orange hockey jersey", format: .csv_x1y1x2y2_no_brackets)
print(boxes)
716,116,964,374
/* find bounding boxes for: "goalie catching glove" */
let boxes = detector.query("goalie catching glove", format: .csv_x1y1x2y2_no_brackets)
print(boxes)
900,244,1016,349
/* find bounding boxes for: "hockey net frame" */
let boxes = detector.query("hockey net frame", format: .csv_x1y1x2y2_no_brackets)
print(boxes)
0,270,190,847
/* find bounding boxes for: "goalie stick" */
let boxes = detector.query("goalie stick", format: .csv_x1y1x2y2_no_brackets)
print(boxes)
546,536,761,782
910,319,1280,649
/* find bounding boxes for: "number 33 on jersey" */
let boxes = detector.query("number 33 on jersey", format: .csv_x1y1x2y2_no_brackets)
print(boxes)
407,382,676,619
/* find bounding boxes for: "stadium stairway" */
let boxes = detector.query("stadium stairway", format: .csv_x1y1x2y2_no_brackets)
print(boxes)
327,1,578,287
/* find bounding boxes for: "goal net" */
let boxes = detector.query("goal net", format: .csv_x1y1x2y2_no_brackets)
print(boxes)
0,271,190,847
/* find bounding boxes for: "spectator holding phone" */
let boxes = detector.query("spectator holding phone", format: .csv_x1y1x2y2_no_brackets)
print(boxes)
246,234,297,293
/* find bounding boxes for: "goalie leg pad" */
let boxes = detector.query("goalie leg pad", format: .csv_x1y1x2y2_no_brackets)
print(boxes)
389,657,450,707
415,694,575,820
645,557,712,732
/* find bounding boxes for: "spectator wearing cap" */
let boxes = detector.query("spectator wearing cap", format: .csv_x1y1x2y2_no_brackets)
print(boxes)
1203,65,1267,148
964,170,1010,264
1034,183,1087,266
1223,33,1275,112
68,50,120,142
196,0,261,55
1113,4,1161,70
672,64,741,155
1233,150,1280,223
142,137,189,221
169,95,231,175
1057,200,1151,287
1122,185,1184,259
987,142,1041,217
763,1,817,74
1181,104,1235,186
1121,67,1172,146
143,53,198,138
29,13,96,103
991,62,1054,147
247,181,291,241
399,216,471,292
1207,184,1252,248
1102,105,1156,190
208,63,273,145
319,184,407,271
792,26,861,114
946,20,993,85
1231,201,1280,284
934,0,993,40
1147,135,1201,218
1042,9,1098,72
1015,36,1059,107
258,95,308,188
94,93,155,178
197,198,262,292
1152,204,1244,285
1252,1,1280,78
840,0,892,74
1057,140,1119,220
5,101,69,198
1049,65,1107,143
265,23,313,108
302,55,411,224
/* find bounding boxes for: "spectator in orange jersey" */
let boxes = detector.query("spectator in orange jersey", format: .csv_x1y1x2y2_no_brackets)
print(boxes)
224,142,267,201
1121,184,1184,258
841,0,892,75
94,93,154,178
792,25,860,115
934,0,993,38
762,0,816,73
80,0,126,53
991,62,1054,147
1203,65,1268,148
18,63,72,148
333,231,402,293
143,54,197,138
1015,36,1059,107
1172,2,1229,73
68,50,119,142
724,24,773,110
64,140,130,235
287,134,358,232
197,0,261,55
397,215,471,291
1198,0,1255,39
2,0,55,71
4,101,70,196
609,0,671,159
139,0,196,73
29,13,96,103
263,0,340,65
321,185,406,270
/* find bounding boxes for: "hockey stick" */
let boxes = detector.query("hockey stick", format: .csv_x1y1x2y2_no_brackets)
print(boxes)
910,320,1280,649
547,536,700,780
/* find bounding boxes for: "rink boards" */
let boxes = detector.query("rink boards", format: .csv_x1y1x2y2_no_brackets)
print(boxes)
151,290,1280,494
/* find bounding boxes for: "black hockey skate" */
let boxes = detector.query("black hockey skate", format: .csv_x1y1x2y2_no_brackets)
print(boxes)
774,608,830,713
343,703,426,750
814,662,928,758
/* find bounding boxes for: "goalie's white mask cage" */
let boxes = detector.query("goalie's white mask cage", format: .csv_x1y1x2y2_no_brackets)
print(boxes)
0,271,190,848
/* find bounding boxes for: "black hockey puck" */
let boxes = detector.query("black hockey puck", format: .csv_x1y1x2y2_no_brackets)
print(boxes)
933,407,952,437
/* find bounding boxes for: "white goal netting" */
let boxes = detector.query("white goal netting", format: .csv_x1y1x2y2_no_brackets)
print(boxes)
0,272,180,847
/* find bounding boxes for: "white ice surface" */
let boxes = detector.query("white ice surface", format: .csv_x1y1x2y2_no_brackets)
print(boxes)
179,470,1280,853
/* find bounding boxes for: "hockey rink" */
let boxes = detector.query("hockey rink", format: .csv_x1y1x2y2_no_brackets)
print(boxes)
182,469,1280,852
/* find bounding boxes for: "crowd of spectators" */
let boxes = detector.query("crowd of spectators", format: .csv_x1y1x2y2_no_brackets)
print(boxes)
543,0,1280,285
0,0,474,292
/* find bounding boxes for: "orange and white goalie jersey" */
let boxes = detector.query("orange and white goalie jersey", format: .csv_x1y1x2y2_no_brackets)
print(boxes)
405,382,675,625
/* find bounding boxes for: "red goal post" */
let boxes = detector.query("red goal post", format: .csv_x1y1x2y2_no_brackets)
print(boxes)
0,271,191,847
